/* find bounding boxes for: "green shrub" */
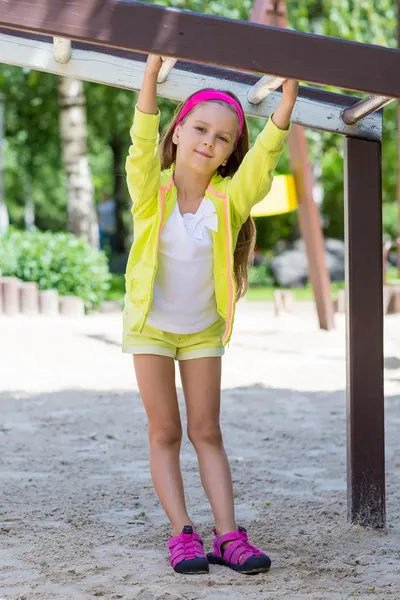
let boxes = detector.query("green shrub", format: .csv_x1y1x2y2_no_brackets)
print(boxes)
248,264,274,287
0,228,111,311
0,232,18,274
382,202,398,242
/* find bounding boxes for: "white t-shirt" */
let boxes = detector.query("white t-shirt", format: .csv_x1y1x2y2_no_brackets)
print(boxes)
146,197,220,334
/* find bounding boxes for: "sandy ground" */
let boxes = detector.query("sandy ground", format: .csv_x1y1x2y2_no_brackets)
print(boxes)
0,301,400,600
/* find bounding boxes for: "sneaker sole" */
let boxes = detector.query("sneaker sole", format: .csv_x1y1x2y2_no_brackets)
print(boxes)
174,557,209,575
207,553,271,574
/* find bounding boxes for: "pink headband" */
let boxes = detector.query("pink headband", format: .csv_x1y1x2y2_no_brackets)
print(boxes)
175,90,245,144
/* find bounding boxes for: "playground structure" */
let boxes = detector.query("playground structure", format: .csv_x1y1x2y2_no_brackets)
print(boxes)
0,0,397,530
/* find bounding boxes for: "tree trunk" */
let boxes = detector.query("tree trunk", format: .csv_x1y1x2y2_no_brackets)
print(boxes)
110,134,127,253
58,77,99,247
24,172,35,230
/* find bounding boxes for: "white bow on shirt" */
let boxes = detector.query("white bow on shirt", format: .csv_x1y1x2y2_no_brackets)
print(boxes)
183,198,218,240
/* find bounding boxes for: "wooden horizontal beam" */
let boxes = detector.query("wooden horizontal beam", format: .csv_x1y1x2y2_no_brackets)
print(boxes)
0,0,400,98
0,31,382,141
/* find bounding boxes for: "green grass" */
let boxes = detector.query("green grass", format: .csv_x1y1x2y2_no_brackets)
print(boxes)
106,266,400,304
246,282,345,302
106,273,342,303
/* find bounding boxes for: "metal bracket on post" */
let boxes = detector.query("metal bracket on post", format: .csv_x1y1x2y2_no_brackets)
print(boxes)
53,37,72,64
247,75,286,104
157,57,177,84
342,95,394,125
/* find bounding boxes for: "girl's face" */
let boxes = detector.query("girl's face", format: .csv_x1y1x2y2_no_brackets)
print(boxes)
172,102,239,176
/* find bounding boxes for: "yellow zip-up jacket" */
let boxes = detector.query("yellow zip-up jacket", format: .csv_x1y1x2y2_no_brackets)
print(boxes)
125,106,290,345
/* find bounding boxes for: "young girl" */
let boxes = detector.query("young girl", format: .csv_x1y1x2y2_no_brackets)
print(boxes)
123,55,298,575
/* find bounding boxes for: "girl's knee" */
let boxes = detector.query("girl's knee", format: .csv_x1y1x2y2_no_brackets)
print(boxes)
187,423,223,448
149,423,182,447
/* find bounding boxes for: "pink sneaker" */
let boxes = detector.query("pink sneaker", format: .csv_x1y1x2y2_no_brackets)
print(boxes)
168,525,209,574
207,526,271,574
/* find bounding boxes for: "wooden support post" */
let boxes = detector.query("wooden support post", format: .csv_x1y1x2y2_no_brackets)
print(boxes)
273,290,284,316
282,290,294,313
386,285,400,313
249,0,335,331
2,276,19,316
60,296,85,317
273,289,294,315
335,289,346,313
20,281,39,315
39,290,59,316
344,137,385,527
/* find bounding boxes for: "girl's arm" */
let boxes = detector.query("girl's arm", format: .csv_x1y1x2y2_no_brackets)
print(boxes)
137,55,163,115
126,55,163,218
271,80,299,130
227,80,298,227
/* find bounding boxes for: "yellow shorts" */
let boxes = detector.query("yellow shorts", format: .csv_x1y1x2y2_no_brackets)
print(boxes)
122,317,225,361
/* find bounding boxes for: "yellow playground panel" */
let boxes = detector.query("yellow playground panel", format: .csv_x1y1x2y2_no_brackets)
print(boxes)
251,174,298,217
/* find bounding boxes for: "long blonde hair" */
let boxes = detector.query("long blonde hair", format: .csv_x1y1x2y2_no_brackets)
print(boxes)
160,89,256,300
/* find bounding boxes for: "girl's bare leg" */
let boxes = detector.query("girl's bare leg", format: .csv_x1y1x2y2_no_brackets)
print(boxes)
134,354,192,536
179,357,237,536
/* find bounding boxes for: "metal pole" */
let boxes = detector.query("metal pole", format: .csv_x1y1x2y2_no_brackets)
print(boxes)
247,75,286,104
250,0,335,330
344,136,385,527
342,95,393,125
53,37,71,63
157,57,177,84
